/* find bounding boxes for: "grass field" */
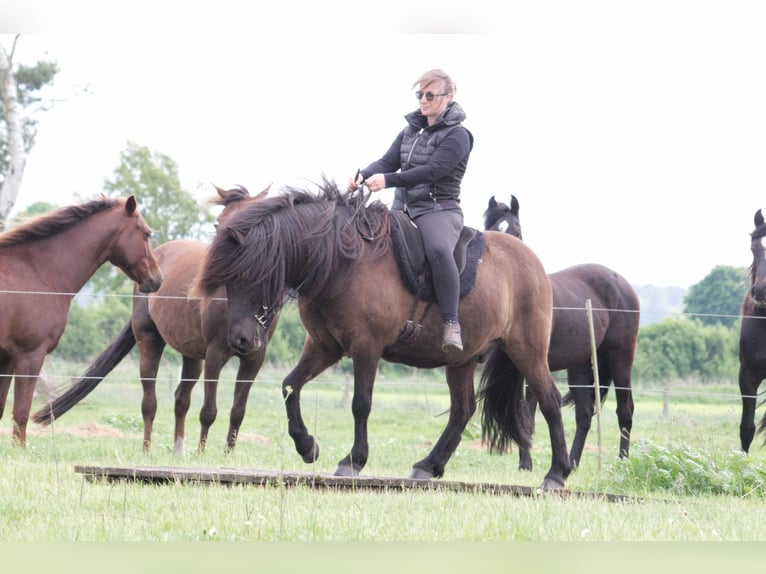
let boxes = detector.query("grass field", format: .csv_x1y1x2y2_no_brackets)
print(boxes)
2,358,766,547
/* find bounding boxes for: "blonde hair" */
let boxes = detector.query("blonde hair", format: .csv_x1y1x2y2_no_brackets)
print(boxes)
412,69,456,96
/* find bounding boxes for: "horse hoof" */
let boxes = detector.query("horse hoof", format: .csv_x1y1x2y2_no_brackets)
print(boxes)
536,477,566,492
407,467,434,480
300,442,319,463
334,464,359,477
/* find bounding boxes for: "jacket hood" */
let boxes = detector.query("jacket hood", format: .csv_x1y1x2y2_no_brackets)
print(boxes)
404,101,467,131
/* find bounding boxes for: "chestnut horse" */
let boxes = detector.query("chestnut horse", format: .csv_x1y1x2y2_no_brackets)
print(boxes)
485,195,640,469
0,196,162,446
738,209,766,452
33,185,273,454
195,179,570,490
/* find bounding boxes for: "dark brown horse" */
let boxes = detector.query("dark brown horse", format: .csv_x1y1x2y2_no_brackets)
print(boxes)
738,209,766,452
33,185,273,454
0,196,163,446
485,195,640,469
195,179,571,489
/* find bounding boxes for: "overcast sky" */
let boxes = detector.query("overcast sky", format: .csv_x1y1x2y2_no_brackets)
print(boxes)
5,1,766,288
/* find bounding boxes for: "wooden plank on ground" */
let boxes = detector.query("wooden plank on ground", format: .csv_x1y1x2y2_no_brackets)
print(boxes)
74,465,642,503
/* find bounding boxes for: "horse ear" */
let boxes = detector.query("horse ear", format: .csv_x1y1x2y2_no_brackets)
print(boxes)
255,183,272,200
756,209,764,228
228,226,247,245
125,195,137,215
510,195,520,214
488,196,497,208
213,184,227,199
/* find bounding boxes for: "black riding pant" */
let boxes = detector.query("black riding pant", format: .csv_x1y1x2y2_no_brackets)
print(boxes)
414,209,464,324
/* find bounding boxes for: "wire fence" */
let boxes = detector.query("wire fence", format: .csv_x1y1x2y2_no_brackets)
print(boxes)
0,286,760,404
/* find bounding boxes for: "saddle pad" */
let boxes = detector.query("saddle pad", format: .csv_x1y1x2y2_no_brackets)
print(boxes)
390,211,486,303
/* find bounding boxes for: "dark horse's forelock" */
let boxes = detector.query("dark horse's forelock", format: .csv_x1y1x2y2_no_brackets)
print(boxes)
197,179,391,302
0,197,122,248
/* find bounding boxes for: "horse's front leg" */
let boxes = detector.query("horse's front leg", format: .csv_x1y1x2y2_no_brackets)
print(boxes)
11,352,46,447
410,363,477,479
334,353,382,477
739,366,760,453
283,336,343,464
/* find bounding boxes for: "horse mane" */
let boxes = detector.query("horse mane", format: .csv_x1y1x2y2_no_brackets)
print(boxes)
0,196,122,248
197,177,391,302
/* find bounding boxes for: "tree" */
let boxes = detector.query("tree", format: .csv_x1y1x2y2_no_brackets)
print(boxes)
632,317,738,382
0,35,59,229
103,141,213,245
89,141,215,296
683,265,748,328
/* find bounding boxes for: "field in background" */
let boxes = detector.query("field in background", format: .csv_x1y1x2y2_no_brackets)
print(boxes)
2,358,766,541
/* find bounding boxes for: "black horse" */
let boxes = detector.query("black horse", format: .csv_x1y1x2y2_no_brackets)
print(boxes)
484,195,640,469
738,209,766,452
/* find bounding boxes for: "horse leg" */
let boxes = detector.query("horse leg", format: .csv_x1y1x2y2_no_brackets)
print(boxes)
738,365,760,453
282,336,343,465
173,356,203,455
11,353,45,447
137,333,165,451
335,353,383,477
224,352,264,452
566,365,594,469
611,362,634,459
410,362,477,479
0,358,11,421
518,388,537,471
515,356,570,489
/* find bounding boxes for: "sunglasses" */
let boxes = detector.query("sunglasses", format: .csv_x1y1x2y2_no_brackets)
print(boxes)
415,91,448,102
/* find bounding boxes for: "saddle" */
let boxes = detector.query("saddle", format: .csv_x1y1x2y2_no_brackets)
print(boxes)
389,210,486,303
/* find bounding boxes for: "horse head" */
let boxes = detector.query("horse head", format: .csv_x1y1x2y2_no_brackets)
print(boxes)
108,196,163,293
749,209,766,305
484,195,522,239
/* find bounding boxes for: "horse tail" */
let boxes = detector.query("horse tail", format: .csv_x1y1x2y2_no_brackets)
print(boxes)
477,347,532,453
32,321,136,425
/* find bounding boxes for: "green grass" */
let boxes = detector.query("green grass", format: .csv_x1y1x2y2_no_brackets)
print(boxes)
3,361,766,541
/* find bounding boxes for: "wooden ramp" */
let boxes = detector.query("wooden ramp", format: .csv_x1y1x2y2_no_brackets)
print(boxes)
74,465,642,503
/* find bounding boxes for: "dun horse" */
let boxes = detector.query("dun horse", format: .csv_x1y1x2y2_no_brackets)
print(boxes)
0,196,162,446
195,179,571,489
738,209,766,452
485,195,640,469
33,186,273,454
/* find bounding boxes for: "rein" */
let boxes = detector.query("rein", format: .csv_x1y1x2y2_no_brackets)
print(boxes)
344,170,376,241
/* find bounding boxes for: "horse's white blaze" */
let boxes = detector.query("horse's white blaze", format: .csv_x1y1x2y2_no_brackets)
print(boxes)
497,220,509,233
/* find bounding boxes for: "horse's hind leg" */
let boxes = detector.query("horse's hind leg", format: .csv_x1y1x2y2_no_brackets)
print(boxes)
566,364,594,469
173,356,203,455
282,336,344,465
515,356,570,489
137,332,165,451
224,352,265,452
518,389,537,471
410,363,477,479
610,361,634,459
